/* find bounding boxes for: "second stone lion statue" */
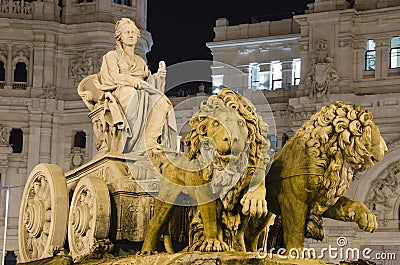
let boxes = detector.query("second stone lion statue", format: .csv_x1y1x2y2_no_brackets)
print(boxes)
252,101,387,251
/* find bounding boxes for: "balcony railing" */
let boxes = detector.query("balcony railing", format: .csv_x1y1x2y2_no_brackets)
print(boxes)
0,0,33,16
12,82,27,90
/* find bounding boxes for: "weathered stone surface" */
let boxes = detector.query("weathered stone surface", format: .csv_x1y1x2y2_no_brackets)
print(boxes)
32,253,327,265
18,255,73,265
18,253,378,265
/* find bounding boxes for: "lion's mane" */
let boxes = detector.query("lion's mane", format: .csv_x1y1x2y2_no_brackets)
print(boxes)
184,88,271,210
185,88,270,164
289,101,374,207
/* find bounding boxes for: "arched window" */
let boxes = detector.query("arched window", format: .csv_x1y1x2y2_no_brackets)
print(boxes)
365,39,376,71
9,128,23,153
14,62,27,82
390,36,400,68
74,131,86,148
0,61,5,89
13,62,27,89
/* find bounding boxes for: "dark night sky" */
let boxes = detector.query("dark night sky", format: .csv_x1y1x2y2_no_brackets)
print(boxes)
146,0,314,72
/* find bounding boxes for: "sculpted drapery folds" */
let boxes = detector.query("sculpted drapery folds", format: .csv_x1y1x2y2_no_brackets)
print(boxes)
88,18,177,154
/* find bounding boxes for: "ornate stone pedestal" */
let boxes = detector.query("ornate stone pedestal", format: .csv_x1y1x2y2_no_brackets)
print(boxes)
19,252,328,265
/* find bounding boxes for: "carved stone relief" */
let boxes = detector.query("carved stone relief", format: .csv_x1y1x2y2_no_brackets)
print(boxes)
0,126,9,146
69,51,93,85
93,52,105,74
305,40,339,99
0,44,7,62
70,147,85,169
115,195,155,242
13,46,30,64
39,85,57,99
366,161,400,227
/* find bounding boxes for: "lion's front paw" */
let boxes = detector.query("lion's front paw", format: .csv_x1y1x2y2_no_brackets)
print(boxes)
136,250,158,256
240,190,267,218
351,203,378,232
199,239,229,252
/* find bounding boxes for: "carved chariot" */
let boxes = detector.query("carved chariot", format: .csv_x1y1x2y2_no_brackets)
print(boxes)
18,75,185,262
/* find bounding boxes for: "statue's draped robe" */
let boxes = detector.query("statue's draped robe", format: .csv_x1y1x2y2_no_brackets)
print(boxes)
95,50,177,154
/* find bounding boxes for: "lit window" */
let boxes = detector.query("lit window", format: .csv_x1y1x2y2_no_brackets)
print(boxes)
271,61,282,89
390,36,400,68
292,59,301,85
249,63,271,90
258,71,270,90
268,135,278,152
365,39,376,71
249,63,259,90
212,75,224,93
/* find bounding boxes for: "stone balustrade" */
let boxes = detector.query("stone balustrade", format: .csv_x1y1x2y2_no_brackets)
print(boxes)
0,0,33,16
12,81,27,90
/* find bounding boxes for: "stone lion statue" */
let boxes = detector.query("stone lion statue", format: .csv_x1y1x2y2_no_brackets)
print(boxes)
252,101,387,251
141,88,271,253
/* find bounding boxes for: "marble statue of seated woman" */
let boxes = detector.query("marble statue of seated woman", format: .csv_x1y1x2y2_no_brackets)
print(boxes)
79,18,177,155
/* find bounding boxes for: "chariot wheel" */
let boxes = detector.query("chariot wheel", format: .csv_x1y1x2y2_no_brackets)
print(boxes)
68,176,111,261
18,164,69,262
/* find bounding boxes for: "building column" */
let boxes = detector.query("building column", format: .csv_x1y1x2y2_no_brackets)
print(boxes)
282,61,293,88
6,44,12,87
39,127,51,164
379,38,390,79
32,38,45,89
29,46,33,87
375,37,389,79
27,114,41,173
0,143,12,221
354,41,365,81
